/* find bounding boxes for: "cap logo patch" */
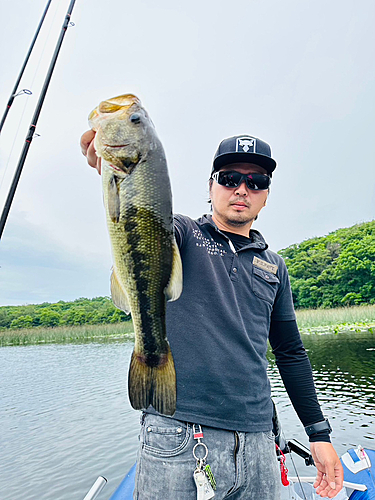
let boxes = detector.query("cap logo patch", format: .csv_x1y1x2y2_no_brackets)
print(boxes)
236,137,256,153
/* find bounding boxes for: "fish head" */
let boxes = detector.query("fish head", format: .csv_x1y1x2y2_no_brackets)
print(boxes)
88,94,156,175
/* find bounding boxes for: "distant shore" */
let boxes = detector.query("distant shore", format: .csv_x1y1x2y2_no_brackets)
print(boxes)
1,304,375,347
0,305,375,346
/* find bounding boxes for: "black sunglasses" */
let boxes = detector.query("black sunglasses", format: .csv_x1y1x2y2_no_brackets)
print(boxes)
212,170,271,191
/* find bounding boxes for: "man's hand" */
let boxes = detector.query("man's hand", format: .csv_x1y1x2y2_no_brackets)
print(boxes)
310,442,344,498
80,129,101,174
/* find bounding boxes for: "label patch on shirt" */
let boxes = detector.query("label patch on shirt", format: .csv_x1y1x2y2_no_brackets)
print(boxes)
253,256,278,275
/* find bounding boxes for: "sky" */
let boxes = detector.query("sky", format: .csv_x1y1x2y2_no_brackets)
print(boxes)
0,0,374,306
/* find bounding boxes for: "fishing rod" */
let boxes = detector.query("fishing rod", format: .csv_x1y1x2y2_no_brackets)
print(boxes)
0,0,76,241
82,476,107,500
0,0,53,135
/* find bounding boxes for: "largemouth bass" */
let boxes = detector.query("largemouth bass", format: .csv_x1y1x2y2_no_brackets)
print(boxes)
88,94,182,415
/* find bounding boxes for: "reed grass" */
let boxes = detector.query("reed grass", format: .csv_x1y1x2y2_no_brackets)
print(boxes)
0,321,135,347
296,304,375,335
2,304,375,346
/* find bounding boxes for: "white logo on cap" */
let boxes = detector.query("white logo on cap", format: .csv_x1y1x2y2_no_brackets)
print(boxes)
236,137,256,153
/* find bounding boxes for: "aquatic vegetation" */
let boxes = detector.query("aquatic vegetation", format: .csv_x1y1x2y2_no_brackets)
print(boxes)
0,322,134,347
296,305,375,335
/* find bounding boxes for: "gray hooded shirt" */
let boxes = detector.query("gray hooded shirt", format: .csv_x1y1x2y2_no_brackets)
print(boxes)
161,214,296,432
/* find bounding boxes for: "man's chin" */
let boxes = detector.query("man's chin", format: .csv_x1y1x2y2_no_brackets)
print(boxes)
226,216,254,227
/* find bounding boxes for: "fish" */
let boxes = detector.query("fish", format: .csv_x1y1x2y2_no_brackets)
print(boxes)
88,94,182,415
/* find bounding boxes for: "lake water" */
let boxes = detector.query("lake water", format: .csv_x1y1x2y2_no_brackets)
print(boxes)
0,332,374,500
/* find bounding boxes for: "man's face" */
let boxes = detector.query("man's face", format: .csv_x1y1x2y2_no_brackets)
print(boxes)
210,163,269,235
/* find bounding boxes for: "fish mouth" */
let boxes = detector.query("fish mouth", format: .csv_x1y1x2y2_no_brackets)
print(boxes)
103,143,129,148
109,164,125,173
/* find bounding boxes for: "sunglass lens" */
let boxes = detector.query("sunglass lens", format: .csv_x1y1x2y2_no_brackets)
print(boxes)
218,172,242,187
216,171,270,190
246,174,270,190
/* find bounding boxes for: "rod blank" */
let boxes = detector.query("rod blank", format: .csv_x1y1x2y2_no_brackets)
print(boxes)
0,0,76,241
0,0,53,134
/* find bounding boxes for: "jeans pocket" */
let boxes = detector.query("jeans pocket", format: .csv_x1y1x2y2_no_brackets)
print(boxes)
263,430,276,443
141,414,191,458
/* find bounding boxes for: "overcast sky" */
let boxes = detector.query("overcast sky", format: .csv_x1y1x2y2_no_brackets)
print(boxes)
0,0,374,306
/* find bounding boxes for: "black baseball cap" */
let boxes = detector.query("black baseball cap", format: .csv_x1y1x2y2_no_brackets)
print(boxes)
212,135,277,176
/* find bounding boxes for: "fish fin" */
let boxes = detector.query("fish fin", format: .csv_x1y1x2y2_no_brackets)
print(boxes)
110,269,131,314
108,175,120,223
165,239,183,302
128,347,176,416
88,107,100,130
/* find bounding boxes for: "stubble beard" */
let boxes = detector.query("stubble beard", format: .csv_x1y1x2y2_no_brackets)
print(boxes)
226,214,255,227
212,204,255,228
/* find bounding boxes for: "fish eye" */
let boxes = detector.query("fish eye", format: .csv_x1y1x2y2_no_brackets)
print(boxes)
130,113,141,124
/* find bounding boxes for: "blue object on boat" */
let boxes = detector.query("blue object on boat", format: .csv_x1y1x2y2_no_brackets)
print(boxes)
109,463,136,500
349,491,370,500
349,449,362,463
342,448,375,500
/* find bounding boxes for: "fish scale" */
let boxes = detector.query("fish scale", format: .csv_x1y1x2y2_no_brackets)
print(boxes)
89,94,183,415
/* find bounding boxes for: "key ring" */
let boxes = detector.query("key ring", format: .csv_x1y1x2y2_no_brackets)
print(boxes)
193,442,208,462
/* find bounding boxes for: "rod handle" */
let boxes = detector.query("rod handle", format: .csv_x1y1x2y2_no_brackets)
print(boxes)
82,476,107,500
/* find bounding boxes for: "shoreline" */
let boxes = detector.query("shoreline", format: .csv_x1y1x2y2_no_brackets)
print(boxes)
1,305,375,347
0,322,135,347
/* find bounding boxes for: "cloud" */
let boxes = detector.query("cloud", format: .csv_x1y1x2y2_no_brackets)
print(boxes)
1,0,374,304
0,212,111,305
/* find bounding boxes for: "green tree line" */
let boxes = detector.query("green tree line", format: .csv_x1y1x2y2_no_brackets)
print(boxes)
279,220,375,309
2,220,375,328
0,297,130,330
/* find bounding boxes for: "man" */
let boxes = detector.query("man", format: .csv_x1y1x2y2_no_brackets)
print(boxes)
81,131,344,499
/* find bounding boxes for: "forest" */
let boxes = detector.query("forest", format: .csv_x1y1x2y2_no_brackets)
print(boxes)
0,296,130,330
280,220,375,309
2,220,375,329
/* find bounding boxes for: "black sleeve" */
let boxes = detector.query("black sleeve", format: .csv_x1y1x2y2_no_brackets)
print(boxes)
269,319,331,443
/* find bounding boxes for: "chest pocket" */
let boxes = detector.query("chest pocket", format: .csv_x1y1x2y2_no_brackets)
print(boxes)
252,266,280,304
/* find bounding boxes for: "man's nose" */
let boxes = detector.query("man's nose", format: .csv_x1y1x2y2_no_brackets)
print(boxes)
235,180,248,195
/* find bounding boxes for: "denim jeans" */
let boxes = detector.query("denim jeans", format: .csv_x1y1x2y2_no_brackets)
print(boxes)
134,413,281,499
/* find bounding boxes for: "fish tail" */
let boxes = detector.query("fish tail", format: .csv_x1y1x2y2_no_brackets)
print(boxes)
128,347,176,416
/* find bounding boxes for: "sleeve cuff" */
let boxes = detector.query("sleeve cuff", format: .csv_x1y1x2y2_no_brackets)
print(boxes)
309,430,331,443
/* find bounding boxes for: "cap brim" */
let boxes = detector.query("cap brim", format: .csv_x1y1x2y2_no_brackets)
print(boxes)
212,152,276,175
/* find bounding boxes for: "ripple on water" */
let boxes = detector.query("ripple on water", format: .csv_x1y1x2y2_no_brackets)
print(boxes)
0,332,374,499
268,331,375,459
0,342,140,500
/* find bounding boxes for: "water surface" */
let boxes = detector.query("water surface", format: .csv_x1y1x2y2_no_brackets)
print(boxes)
269,331,375,475
1,342,139,500
0,332,374,499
